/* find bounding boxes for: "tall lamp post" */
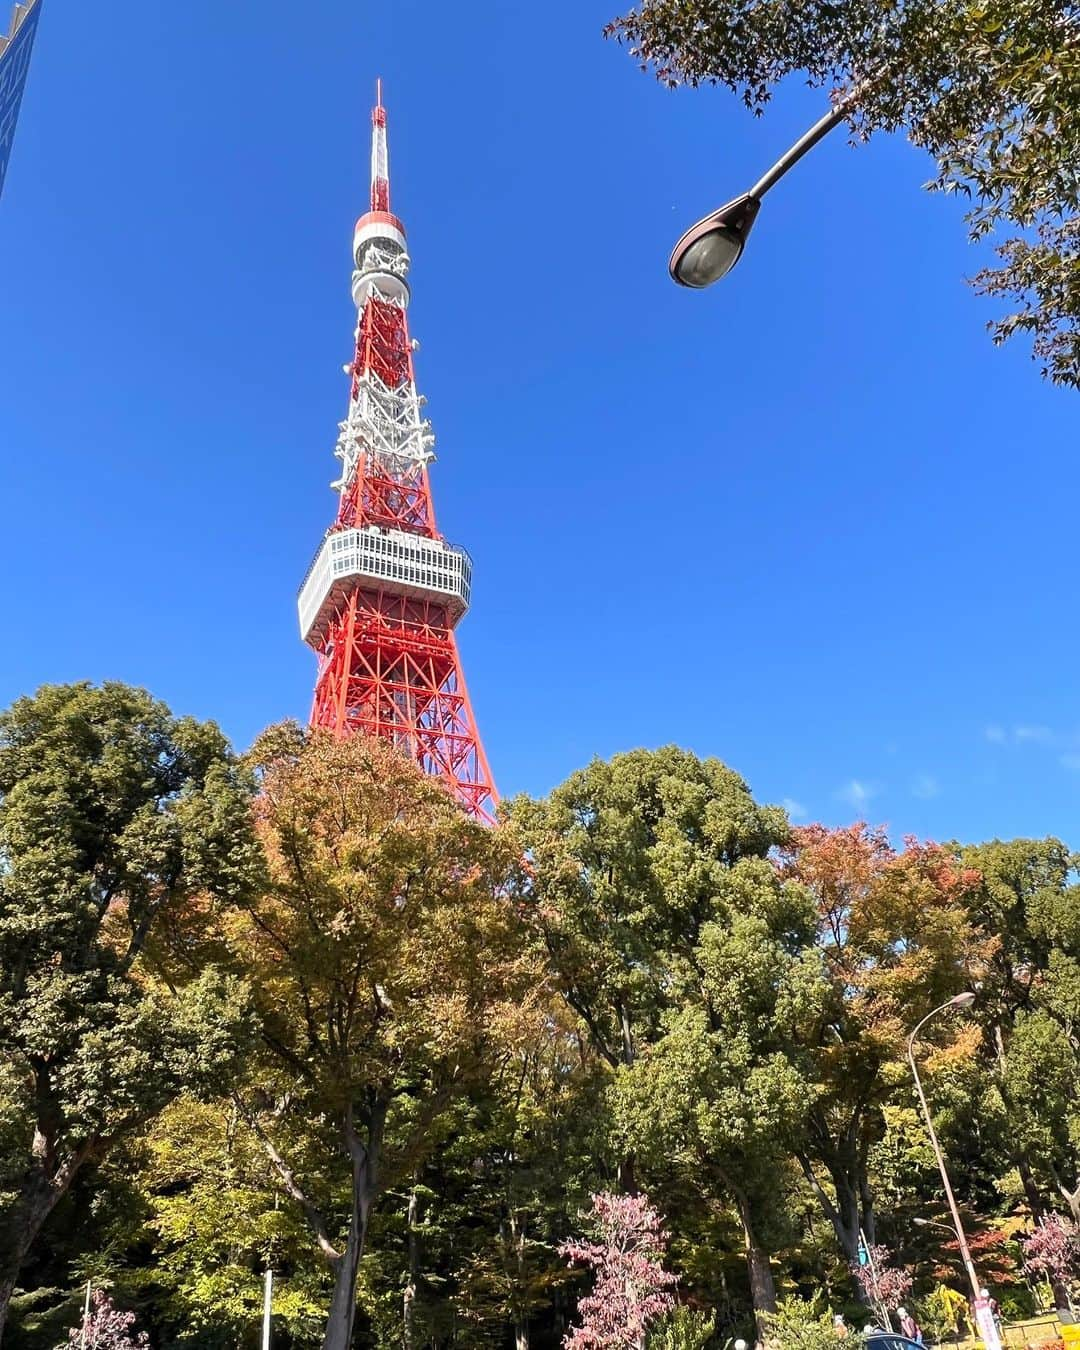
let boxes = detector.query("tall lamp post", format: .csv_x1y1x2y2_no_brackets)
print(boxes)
907,991,1001,1350
669,97,853,288
907,994,981,1299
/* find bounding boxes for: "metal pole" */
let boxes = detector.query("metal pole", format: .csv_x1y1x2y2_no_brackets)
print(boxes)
748,101,851,202
262,1268,273,1350
81,1281,92,1350
906,1001,982,1303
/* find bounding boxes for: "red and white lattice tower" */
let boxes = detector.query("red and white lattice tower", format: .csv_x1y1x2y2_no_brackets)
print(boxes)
298,85,496,822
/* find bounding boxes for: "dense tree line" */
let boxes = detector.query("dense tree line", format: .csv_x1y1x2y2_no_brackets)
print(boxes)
2,685,1078,1349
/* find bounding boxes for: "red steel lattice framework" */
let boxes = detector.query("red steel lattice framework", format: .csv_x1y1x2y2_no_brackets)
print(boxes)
297,86,496,823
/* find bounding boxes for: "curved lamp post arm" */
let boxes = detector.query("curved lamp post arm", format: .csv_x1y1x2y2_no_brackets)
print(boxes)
907,995,982,1303
670,81,866,287
747,101,851,202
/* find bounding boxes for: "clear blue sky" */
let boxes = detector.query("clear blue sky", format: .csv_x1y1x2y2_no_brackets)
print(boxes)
2,0,1077,846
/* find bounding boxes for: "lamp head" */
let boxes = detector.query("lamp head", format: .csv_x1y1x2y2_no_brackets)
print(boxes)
950,991,977,1009
670,193,761,288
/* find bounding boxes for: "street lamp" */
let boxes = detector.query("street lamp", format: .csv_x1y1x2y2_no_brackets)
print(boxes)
906,993,983,1304
670,98,851,288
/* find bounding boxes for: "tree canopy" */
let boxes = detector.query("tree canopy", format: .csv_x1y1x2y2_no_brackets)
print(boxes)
0,682,257,1342
225,727,535,1350
6,722,1080,1350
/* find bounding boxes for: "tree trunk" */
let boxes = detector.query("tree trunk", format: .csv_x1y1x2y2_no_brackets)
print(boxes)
617,1003,639,1193
797,1153,861,1264
745,1237,777,1344
725,1177,776,1346
0,1271,17,1346
322,1193,371,1350
321,1107,384,1350
1059,1180,1080,1226
0,1144,87,1345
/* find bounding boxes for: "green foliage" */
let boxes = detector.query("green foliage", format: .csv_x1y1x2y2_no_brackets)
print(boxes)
918,1283,968,1343
607,0,1080,386
10,725,1080,1350
0,682,258,1333
647,1305,717,1350
764,1298,865,1350
126,1096,328,1347
505,745,792,1076
227,727,537,1350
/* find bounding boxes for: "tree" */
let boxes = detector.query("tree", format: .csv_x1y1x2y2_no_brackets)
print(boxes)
60,1291,149,1350
448,1000,604,1350
1021,1215,1079,1300
608,897,826,1336
646,1306,716,1350
229,727,533,1350
607,0,1080,387
959,840,1080,1228
0,683,257,1342
777,826,988,1269
849,1244,912,1314
127,1095,328,1347
559,1192,677,1350
506,745,790,1188
509,747,820,1336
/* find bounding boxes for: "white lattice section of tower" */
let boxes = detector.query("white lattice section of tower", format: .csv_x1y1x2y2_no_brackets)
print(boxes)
331,364,434,492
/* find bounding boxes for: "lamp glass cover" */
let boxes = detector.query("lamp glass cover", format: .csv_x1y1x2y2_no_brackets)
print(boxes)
675,225,743,288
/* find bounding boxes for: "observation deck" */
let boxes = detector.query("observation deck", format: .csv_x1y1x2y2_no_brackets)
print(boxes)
298,525,472,647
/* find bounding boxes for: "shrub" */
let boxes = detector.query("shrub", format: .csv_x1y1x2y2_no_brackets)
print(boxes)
765,1298,866,1350
648,1306,717,1350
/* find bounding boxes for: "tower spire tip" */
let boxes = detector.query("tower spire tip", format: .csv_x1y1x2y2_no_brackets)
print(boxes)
370,77,390,210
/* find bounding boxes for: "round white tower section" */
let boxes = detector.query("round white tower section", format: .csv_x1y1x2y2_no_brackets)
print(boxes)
352,210,411,308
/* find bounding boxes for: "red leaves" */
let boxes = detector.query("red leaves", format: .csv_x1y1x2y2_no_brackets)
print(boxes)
1022,1215,1080,1286
559,1192,677,1350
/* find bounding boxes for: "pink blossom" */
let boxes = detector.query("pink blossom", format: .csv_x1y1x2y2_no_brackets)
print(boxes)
850,1245,914,1311
1022,1215,1080,1286
559,1192,677,1350
63,1291,150,1350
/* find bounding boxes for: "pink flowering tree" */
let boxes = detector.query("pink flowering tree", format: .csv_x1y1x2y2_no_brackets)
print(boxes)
850,1244,913,1313
1022,1216,1080,1293
558,1192,678,1350
61,1291,150,1350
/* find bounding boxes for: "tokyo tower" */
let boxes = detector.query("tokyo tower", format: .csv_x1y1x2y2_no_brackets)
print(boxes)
298,86,496,823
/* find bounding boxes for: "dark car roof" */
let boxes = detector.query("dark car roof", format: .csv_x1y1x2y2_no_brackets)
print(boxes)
866,1335,924,1350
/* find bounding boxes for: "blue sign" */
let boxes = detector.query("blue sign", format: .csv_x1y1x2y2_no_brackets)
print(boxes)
0,0,43,199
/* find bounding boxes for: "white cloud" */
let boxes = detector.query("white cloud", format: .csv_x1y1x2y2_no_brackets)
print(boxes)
1014,724,1054,745
782,797,808,821
984,723,1060,748
911,774,941,800
837,779,877,814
